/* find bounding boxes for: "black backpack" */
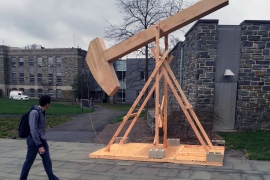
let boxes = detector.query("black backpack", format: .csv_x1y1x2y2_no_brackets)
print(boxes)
18,109,39,138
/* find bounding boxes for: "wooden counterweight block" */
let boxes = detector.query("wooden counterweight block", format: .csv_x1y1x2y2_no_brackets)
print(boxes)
85,38,120,96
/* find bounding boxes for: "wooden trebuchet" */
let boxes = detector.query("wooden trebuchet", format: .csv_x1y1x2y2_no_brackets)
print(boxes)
85,0,229,96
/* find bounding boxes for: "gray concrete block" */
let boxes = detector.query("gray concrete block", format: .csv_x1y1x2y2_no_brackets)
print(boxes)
149,149,165,159
206,152,224,162
212,139,225,146
149,149,158,158
174,139,180,146
167,138,180,146
157,149,165,159
167,139,174,146
115,137,129,144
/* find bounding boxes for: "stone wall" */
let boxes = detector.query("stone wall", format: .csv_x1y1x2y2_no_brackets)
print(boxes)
182,20,218,109
236,20,270,130
0,46,6,84
165,42,183,110
166,19,270,130
0,46,9,96
0,46,10,84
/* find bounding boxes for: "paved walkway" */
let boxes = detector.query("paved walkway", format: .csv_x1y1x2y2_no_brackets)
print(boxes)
46,106,127,143
1,106,270,179
1,139,270,180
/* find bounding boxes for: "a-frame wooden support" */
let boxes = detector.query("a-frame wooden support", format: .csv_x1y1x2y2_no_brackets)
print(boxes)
104,26,213,153
89,0,228,165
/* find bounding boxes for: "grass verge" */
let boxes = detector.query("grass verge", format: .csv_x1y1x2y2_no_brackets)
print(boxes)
95,102,132,111
218,130,270,160
0,98,93,114
0,116,73,139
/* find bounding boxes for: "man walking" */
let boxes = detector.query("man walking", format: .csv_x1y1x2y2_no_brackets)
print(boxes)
20,95,59,180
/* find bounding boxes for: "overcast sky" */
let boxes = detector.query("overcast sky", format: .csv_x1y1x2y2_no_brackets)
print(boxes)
0,0,270,50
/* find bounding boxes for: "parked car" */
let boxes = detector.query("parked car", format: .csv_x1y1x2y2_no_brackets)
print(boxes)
9,90,29,101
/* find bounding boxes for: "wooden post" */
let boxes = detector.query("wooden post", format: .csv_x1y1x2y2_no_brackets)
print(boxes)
154,24,160,146
163,35,169,148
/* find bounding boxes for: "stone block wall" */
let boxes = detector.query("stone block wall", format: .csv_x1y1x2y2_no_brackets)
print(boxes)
0,46,10,96
165,19,270,130
236,20,270,130
182,20,218,109
163,42,183,110
0,46,6,84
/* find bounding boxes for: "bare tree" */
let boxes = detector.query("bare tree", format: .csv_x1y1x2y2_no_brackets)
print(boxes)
39,82,53,95
105,0,194,109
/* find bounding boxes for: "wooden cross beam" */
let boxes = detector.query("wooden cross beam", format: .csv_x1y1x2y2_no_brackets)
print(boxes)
85,0,229,96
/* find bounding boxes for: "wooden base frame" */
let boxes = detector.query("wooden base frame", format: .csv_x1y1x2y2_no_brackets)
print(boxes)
89,25,225,165
90,143,225,166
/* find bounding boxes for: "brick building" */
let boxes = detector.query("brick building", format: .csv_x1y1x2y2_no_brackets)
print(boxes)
0,45,90,100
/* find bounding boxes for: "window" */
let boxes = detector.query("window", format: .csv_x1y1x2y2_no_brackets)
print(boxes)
38,89,43,97
12,73,17,85
19,73,24,85
140,71,145,81
11,66,16,73
56,66,61,73
37,57,42,67
116,71,126,81
48,89,54,97
29,57,34,66
11,57,16,67
48,74,53,85
56,57,61,66
29,65,34,73
30,73,35,85
11,58,17,75
56,89,61,98
56,73,62,85
48,57,53,73
38,73,42,85
56,57,61,73
29,57,34,73
19,57,24,73
19,57,24,65
115,89,125,103
48,57,53,65
29,88,35,97
114,60,126,71
38,57,42,73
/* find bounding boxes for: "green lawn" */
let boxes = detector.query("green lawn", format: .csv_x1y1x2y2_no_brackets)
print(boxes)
95,102,132,111
0,98,93,114
218,130,270,160
0,116,73,138
0,98,93,138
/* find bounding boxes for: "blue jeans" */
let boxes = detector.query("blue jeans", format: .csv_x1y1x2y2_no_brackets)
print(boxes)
20,137,59,180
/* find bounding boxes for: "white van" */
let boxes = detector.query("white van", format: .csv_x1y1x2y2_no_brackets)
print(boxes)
9,90,29,101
